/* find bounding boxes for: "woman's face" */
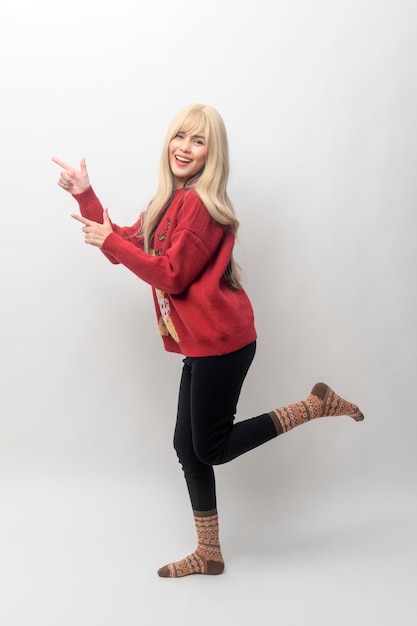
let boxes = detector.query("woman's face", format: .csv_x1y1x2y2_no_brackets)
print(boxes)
169,130,207,189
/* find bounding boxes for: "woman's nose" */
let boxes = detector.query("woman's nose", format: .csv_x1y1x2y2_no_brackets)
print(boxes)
180,139,191,152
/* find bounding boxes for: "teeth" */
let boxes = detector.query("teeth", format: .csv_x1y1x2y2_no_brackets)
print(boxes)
176,156,191,163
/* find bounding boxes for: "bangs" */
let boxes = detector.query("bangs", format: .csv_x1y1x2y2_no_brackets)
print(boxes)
171,107,208,140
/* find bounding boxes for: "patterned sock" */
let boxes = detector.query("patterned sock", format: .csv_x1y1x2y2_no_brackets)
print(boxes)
269,382,364,434
158,509,224,578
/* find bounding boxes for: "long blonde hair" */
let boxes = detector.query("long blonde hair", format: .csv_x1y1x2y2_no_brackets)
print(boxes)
141,103,242,288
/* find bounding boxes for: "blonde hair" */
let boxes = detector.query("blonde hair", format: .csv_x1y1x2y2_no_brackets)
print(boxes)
141,103,242,288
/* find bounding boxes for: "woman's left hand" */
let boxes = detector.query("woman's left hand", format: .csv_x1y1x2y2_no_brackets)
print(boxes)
71,208,113,248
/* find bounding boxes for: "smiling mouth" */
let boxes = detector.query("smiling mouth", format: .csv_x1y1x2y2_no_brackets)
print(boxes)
175,156,192,164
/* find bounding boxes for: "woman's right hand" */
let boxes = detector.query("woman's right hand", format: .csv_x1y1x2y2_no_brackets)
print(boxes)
51,156,91,195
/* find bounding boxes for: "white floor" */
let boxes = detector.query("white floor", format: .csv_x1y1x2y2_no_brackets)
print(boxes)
1,461,415,626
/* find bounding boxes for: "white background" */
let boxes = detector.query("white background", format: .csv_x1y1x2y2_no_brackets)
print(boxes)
1,0,416,624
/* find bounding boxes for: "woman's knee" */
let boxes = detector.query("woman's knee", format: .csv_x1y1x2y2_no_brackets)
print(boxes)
193,438,222,466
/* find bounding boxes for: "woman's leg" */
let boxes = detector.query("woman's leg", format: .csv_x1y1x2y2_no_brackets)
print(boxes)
158,342,276,578
158,358,227,577
188,347,364,465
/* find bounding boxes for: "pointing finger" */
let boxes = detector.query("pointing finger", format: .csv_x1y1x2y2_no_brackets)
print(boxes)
71,213,92,225
51,156,73,170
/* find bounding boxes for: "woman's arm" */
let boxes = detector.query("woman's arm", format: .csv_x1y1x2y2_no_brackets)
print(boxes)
100,225,227,293
71,199,229,294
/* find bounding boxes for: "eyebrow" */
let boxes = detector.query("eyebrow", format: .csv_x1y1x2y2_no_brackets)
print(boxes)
179,131,206,139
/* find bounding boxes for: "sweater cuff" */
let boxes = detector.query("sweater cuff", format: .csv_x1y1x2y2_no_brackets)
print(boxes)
72,185,95,203
101,231,126,256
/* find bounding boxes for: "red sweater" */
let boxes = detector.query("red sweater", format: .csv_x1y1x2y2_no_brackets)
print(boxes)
74,186,257,357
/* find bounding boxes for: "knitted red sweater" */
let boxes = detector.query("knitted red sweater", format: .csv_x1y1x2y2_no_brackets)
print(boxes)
73,186,257,357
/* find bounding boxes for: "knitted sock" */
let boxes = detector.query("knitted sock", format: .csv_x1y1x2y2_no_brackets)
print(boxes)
269,382,364,434
158,509,224,578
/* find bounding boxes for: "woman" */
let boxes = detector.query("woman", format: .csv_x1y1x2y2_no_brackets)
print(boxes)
52,103,364,578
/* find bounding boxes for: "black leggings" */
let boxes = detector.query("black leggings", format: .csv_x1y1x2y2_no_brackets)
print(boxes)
173,341,277,511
